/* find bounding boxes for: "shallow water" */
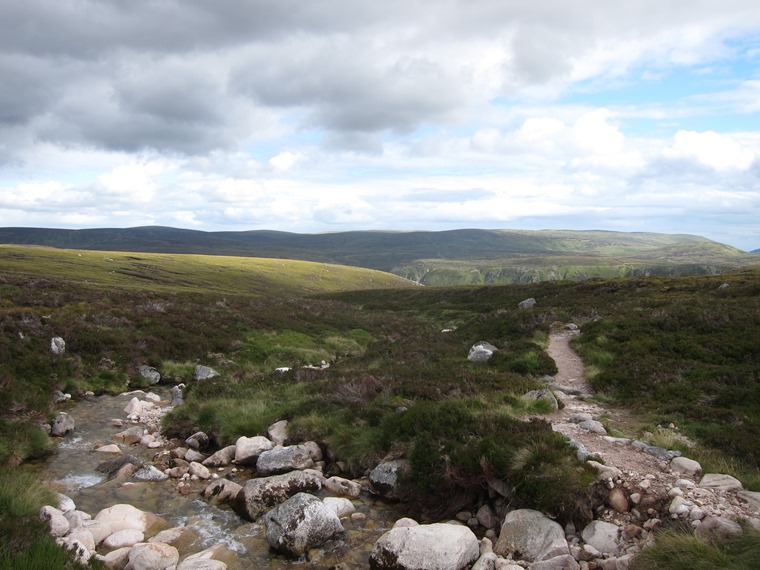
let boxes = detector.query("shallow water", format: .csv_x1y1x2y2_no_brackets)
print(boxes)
42,389,406,568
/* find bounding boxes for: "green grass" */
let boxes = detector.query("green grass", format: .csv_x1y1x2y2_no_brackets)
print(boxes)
633,529,760,570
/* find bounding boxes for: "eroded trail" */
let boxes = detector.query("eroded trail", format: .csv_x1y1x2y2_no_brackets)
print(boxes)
546,329,676,490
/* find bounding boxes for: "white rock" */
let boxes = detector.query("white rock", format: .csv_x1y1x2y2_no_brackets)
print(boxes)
267,419,289,446
699,473,743,492
104,528,145,549
264,493,343,557
189,461,211,479
370,523,480,570
323,497,356,517
495,509,570,561
233,435,273,466
581,520,620,555
39,505,70,537
670,457,702,479
324,476,363,499
125,542,179,570
56,493,76,513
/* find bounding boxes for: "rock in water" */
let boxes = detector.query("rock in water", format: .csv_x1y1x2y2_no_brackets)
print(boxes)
233,471,322,521
264,493,343,557
50,412,75,436
255,444,314,475
494,509,570,562
369,523,479,570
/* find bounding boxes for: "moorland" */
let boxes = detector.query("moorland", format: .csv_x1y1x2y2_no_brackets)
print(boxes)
0,237,759,568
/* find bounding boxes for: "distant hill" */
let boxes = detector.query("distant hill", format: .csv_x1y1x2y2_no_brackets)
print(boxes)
0,226,755,285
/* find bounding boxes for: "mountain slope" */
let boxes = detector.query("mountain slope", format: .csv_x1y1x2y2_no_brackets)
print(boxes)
0,226,755,285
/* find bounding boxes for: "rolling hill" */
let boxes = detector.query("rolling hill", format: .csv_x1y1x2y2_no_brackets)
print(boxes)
0,226,755,285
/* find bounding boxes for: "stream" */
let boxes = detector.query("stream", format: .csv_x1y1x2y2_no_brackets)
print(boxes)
42,389,407,569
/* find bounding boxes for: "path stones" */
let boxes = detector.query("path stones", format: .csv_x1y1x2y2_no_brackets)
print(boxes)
670,457,702,479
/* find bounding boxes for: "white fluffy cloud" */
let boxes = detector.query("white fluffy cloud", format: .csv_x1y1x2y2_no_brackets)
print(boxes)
666,130,756,171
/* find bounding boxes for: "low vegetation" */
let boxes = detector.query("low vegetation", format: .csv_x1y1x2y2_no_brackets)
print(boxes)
0,244,759,566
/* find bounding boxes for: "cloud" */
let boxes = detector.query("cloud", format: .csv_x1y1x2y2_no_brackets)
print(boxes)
666,130,756,171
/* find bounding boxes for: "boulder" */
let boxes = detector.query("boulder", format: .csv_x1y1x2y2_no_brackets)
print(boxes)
233,470,322,521
184,449,206,463
133,465,169,482
369,523,480,570
186,431,209,451
51,412,75,436
125,542,179,570
234,435,273,466
521,389,559,411
528,555,580,569
268,419,289,446
264,493,343,557
518,298,536,310
103,528,145,549
203,478,243,505
193,365,219,381
256,444,314,475
113,427,145,445
476,504,498,529
170,385,184,406
581,520,620,555
202,445,236,467
188,462,211,479
578,420,607,435
694,516,743,545
737,490,760,510
369,459,411,500
324,476,363,499
670,457,702,479
96,444,122,454
51,336,66,355
100,546,131,568
323,497,356,517
94,504,163,535
495,509,569,562
39,505,70,537
137,365,161,385
699,473,743,492
468,342,498,363
56,493,76,513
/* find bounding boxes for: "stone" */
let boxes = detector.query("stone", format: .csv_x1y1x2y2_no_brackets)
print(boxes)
694,516,743,545
133,465,169,482
57,537,91,564
51,336,66,355
476,504,499,529
51,412,75,436
137,365,161,385
699,473,743,492
569,413,593,424
202,445,236,467
56,493,76,513
301,440,323,462
203,478,243,505
124,397,150,416
65,510,91,529
518,298,536,310
113,427,144,445
472,552,498,570
268,419,289,446
100,546,132,568
668,496,690,516
608,487,629,513
265,493,343,557
96,444,122,454
256,444,314,475
323,497,356,517
521,389,559,411
737,490,760,510
494,509,569,562
234,435,273,466
184,448,206,463
233,470,323,521
188,461,211,479
125,542,179,570
587,461,622,481
578,420,607,435
94,504,163,535
103,528,145,549
670,457,702,479
194,365,219,381
631,440,681,461
370,522,480,570
170,385,184,406
529,555,580,570
149,527,199,551
177,559,227,570
581,520,620,555
324,476,363,499
39,505,70,537
468,342,498,362
393,518,419,528
186,431,209,451
369,459,411,500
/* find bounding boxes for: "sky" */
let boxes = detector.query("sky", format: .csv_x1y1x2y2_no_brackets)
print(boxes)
1,1,759,251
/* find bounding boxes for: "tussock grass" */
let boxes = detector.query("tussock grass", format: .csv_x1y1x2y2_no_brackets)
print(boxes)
633,529,760,570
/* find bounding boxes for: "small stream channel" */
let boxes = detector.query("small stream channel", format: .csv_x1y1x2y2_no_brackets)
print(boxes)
42,389,407,568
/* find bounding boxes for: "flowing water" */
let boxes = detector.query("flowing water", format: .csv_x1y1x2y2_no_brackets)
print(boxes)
42,390,407,568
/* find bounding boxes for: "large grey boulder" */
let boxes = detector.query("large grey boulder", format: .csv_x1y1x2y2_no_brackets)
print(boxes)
132,465,168,482
694,516,743,545
185,431,209,451
202,445,236,467
193,365,219,381
233,470,322,521
699,473,743,492
268,419,289,446
369,523,480,570
137,365,161,385
234,435,273,466
521,389,559,411
494,509,570,562
518,298,536,310
264,492,343,557
369,459,411,500
581,520,620,555
50,336,66,355
256,444,314,475
468,342,498,363
50,412,75,436
203,478,243,505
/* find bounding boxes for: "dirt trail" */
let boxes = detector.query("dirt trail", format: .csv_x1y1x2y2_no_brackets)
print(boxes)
546,329,673,483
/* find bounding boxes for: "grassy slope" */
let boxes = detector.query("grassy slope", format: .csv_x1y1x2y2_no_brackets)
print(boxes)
0,227,754,285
